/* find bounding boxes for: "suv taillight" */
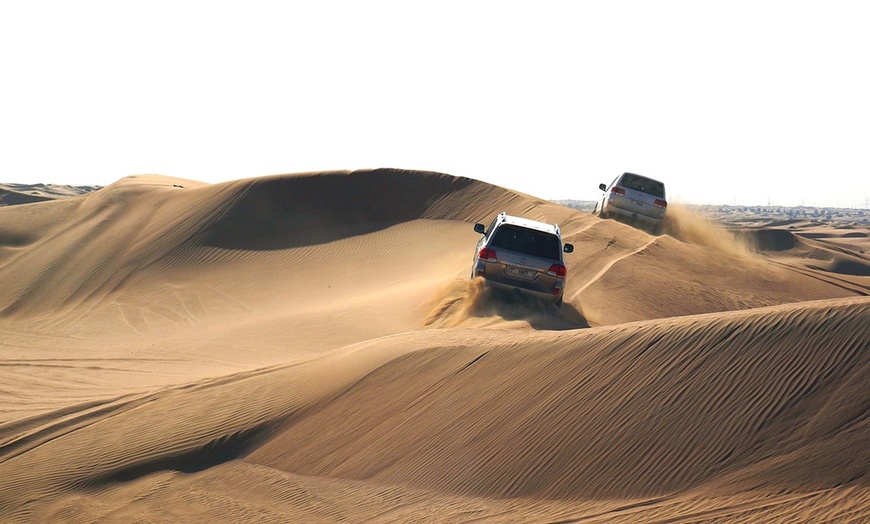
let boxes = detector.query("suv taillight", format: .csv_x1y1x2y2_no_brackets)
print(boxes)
654,199,668,208
479,247,498,262
547,264,567,277
611,186,625,195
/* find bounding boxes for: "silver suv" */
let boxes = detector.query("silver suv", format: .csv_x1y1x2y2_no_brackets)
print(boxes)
472,212,574,307
594,172,668,233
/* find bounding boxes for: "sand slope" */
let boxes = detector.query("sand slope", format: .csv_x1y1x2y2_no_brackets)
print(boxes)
1,169,868,522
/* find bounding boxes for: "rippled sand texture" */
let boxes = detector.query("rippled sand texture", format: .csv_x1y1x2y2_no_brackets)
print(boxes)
1,169,868,522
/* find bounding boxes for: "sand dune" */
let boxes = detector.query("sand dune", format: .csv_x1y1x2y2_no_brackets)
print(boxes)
1,169,868,522
0,183,99,207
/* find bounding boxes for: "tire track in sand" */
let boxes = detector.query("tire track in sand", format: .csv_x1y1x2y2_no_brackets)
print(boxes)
568,236,660,300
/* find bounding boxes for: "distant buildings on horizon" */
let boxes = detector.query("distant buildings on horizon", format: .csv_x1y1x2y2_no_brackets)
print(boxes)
551,200,869,225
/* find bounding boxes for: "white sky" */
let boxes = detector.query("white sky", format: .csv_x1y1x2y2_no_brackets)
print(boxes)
2,1,868,208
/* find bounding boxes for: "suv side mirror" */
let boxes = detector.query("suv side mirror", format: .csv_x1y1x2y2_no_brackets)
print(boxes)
474,223,486,234
563,243,574,253
598,183,606,192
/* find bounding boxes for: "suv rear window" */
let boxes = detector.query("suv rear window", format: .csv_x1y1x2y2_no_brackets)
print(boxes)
490,225,561,259
619,174,665,198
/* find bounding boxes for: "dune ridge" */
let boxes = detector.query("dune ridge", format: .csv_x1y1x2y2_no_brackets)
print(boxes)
0,169,558,318
249,297,870,499
1,297,867,522
1,169,868,522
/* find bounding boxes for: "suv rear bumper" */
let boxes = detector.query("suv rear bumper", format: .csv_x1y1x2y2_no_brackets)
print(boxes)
605,203,664,225
478,274,564,303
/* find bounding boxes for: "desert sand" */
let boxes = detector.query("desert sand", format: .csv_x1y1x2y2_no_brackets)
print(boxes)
1,168,868,523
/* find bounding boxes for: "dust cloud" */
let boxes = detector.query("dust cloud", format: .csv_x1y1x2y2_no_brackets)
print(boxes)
425,277,587,330
664,204,753,256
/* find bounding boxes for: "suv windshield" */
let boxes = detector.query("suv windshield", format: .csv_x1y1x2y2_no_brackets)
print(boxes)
489,225,561,259
620,174,665,198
